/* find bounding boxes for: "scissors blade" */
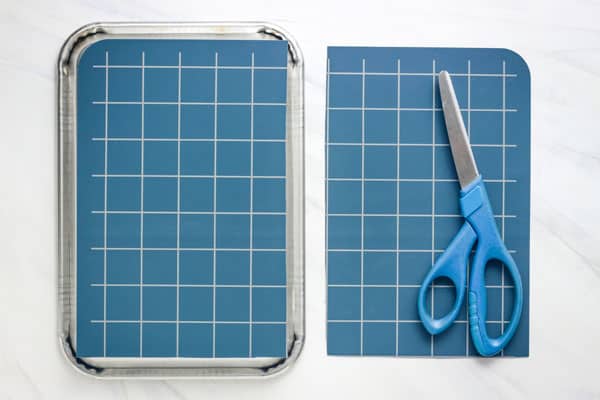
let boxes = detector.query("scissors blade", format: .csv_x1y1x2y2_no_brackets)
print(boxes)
438,71,479,189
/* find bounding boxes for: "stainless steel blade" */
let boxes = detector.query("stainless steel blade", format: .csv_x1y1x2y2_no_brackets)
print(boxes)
438,71,479,189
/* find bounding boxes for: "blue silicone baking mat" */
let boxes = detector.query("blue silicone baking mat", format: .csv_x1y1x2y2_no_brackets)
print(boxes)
325,47,530,356
76,39,288,358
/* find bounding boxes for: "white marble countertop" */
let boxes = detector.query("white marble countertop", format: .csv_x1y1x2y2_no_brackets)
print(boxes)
1,0,599,398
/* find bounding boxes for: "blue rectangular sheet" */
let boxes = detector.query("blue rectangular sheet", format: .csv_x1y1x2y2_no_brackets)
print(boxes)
76,39,288,358
326,47,530,356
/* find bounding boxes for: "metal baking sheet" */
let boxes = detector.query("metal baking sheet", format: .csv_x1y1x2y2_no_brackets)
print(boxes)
58,22,304,378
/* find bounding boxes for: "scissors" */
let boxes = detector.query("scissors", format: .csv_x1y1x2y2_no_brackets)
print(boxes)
417,71,523,357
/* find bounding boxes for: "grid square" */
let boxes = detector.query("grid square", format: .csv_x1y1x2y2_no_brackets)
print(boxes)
433,322,467,356
80,251,103,286
434,216,463,250
328,146,362,178
398,111,431,144
363,323,396,355
398,216,432,250
434,146,457,180
398,181,432,214
181,69,214,102
364,146,397,179
81,214,104,249
216,214,249,248
254,105,286,140
401,75,434,108
328,251,361,285
396,323,430,356
365,75,397,108
398,252,431,285
252,324,286,357
215,324,249,357
433,111,448,145
107,214,140,248
218,69,251,102
108,142,141,174
217,141,250,175
254,142,285,177
253,288,286,322
254,69,287,103
364,288,396,320
434,181,461,215
364,252,396,285
180,287,213,321
181,105,214,139
107,177,140,211
329,75,362,107
145,68,178,102
107,286,139,320
143,323,176,357
470,112,502,144
473,147,503,180
328,287,360,320
471,77,502,109
364,181,396,214
109,68,141,102
328,110,361,143
252,251,286,285
181,141,214,175
144,214,177,248
217,106,251,139
143,250,176,284
144,105,177,138
143,47,177,66
85,143,107,175
485,259,504,286
328,216,361,249
143,287,176,321
144,177,177,211
504,284,516,323
486,287,503,322
144,142,177,175
364,216,396,250
253,178,285,212
327,322,360,355
216,251,249,285
434,285,466,320
180,178,213,212
79,287,103,321
328,180,361,214
253,214,285,249
180,324,212,357
106,323,140,357
216,178,250,212
180,214,213,248
397,286,420,321
365,110,397,143
107,104,142,137
180,250,213,285
216,287,249,321
107,250,140,284
399,146,432,179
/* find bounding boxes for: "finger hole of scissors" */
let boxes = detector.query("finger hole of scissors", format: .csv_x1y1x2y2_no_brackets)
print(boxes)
482,258,516,338
423,276,461,320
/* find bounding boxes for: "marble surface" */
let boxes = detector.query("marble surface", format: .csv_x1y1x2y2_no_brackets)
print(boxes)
1,0,599,398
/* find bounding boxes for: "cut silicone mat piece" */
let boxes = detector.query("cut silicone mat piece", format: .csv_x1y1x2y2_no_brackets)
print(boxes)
325,47,530,357
58,23,304,378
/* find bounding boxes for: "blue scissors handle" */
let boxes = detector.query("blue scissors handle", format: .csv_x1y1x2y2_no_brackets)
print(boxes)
417,222,476,334
418,177,523,356
463,178,523,356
